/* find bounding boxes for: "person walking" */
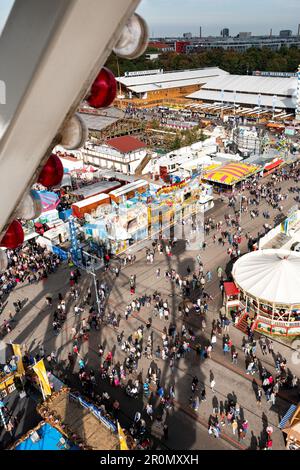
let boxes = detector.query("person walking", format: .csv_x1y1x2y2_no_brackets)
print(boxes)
270,391,276,406
231,419,238,435
232,351,238,365
266,425,273,438
241,419,249,437
266,438,273,450
210,377,216,392
260,336,267,355
256,387,262,406
163,423,169,440
201,388,207,401
268,340,274,354
146,403,153,421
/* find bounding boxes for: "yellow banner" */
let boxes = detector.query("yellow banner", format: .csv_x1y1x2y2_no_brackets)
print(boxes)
33,359,52,397
0,374,15,391
117,422,129,450
11,343,25,376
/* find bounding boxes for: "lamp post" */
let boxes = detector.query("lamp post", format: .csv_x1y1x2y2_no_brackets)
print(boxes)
257,94,262,123
272,95,277,121
239,193,243,222
220,89,224,121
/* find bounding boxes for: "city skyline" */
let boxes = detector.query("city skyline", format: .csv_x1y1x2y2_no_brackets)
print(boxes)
138,0,300,37
1,1,300,39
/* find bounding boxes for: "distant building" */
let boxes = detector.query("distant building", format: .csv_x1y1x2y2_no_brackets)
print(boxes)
238,32,252,38
175,41,190,53
221,28,229,38
183,32,192,39
187,74,297,112
186,35,300,53
115,67,229,106
82,135,148,174
148,41,174,52
145,53,160,61
280,29,292,37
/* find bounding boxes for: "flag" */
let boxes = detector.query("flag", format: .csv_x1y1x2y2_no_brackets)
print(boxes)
33,359,52,398
257,94,262,107
11,343,25,376
0,342,25,377
117,421,129,450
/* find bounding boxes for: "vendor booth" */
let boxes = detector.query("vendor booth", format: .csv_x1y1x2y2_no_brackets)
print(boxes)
280,404,300,450
202,162,259,191
223,282,240,318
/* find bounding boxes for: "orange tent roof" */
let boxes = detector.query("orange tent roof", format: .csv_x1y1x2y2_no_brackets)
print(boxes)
203,162,259,186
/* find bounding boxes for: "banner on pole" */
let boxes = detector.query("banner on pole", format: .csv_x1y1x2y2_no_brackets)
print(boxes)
11,344,25,376
117,422,129,450
33,359,52,397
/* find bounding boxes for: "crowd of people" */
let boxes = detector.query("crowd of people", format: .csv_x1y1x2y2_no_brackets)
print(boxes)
1,157,300,450
0,241,61,337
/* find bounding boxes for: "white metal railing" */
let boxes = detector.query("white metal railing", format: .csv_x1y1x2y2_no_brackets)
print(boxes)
238,305,300,328
256,315,300,328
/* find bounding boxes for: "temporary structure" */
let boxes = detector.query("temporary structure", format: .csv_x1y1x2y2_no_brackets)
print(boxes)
202,162,259,186
232,249,300,305
281,404,300,450
232,249,300,336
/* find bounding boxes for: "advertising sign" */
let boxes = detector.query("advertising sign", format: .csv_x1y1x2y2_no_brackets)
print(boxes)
124,69,163,77
253,71,297,78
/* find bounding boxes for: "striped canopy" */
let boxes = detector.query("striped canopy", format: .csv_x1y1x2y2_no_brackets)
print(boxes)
203,162,259,186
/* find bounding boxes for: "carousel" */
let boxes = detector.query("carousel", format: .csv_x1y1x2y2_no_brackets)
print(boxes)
232,249,300,336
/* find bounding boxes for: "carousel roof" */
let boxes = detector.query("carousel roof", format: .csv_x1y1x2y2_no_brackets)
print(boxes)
232,249,300,305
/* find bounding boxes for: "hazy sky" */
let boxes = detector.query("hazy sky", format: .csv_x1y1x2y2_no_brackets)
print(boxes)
0,0,13,35
137,0,300,37
1,0,299,38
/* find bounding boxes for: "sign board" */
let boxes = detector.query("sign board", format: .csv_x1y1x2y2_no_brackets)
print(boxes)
52,246,68,260
124,69,163,77
253,71,297,78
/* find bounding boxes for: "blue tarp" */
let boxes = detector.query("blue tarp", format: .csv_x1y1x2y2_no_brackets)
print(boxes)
15,423,79,450
52,246,68,260
59,209,72,221
279,404,297,429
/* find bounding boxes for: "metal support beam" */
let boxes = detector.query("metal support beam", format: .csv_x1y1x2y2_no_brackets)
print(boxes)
0,0,140,235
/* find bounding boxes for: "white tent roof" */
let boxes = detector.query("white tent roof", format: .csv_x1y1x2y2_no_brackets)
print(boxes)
126,78,210,94
116,68,228,87
187,89,295,109
187,74,297,110
232,249,300,305
198,74,297,96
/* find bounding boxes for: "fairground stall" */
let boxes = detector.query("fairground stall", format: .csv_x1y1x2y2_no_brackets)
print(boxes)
223,282,240,318
232,249,300,336
81,176,213,255
279,404,300,450
202,161,259,192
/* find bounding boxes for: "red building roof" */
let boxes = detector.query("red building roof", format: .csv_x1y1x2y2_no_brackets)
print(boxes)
224,282,240,297
148,42,173,50
105,136,147,154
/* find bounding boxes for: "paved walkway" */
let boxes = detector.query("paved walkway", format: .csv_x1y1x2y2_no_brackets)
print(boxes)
1,169,300,450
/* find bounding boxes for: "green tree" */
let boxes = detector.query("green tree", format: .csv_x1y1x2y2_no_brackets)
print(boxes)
170,135,182,150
